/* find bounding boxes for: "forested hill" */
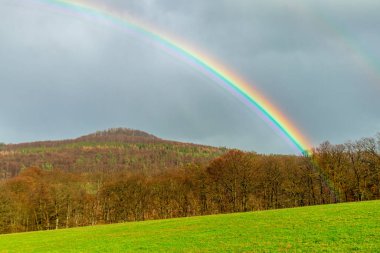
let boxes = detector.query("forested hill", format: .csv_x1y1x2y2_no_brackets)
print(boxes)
0,130,379,234
0,128,227,179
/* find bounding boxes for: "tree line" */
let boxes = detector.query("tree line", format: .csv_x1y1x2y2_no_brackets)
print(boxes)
0,133,379,234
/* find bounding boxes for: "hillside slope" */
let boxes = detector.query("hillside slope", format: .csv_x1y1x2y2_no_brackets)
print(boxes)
0,200,379,252
0,128,226,178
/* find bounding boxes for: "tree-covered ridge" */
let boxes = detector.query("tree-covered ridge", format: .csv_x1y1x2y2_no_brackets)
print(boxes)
0,128,227,178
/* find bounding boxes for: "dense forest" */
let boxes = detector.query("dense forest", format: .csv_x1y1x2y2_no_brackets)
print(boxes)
0,128,379,234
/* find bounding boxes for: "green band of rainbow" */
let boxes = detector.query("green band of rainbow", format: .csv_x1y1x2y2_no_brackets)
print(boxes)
36,0,312,154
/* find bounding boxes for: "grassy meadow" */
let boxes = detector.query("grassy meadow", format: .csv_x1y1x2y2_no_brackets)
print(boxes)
0,200,379,252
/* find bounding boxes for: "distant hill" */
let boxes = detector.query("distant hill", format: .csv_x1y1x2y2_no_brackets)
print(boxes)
2,128,161,149
0,128,227,178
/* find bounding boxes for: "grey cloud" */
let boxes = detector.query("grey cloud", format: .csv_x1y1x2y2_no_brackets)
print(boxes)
0,0,379,154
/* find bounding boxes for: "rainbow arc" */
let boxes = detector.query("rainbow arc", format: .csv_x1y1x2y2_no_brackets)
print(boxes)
37,0,312,154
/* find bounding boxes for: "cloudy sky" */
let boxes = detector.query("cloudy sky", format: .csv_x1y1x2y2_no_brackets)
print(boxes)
1,0,379,154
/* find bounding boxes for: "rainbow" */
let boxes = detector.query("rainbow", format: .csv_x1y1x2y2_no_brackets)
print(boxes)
34,0,311,154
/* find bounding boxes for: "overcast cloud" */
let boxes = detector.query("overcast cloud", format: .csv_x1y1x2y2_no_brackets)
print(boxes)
1,0,379,154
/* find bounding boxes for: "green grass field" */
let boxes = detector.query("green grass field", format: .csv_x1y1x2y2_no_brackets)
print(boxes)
0,201,379,252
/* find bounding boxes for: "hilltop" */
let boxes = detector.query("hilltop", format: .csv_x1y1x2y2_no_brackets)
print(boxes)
0,200,378,252
76,128,160,143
